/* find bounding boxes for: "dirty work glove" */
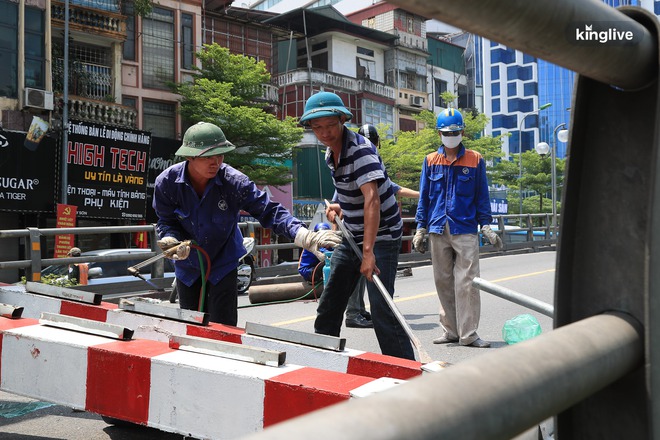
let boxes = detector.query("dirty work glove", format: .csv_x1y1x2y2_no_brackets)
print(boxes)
481,225,503,250
413,228,427,253
294,227,342,260
157,237,191,261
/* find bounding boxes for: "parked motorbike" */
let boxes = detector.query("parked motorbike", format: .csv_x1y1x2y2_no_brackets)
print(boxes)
169,236,256,303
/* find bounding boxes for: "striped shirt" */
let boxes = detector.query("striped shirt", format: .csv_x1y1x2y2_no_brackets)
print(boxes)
325,129,402,244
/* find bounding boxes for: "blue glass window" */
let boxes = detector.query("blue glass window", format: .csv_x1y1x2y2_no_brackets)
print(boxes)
491,66,499,80
509,98,534,113
492,114,517,130
491,47,515,64
507,82,517,95
491,82,500,97
523,82,537,96
492,99,500,113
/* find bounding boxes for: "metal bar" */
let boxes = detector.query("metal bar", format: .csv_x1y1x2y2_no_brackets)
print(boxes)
119,297,209,326
0,303,23,319
25,281,102,305
40,312,134,340
382,0,657,91
324,200,433,364
245,321,345,352
242,312,643,440
472,277,554,318
169,334,286,367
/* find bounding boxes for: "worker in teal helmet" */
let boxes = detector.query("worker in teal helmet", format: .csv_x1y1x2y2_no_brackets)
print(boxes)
153,121,341,325
301,91,414,360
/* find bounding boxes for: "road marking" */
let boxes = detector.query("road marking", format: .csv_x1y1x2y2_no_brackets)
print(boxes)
271,269,556,327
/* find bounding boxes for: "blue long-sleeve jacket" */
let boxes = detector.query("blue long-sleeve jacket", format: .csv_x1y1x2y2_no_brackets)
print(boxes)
415,144,493,235
153,161,304,286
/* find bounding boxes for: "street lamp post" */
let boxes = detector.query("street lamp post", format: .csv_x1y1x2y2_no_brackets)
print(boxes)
518,103,552,216
536,123,569,238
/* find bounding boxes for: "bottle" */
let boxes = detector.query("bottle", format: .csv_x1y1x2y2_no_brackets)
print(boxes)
322,251,333,286
502,314,542,345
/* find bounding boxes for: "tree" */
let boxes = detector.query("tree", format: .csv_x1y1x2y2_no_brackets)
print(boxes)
490,150,566,214
378,102,504,191
173,44,304,185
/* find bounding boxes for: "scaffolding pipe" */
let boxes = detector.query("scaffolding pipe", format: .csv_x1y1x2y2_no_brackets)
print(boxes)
473,277,554,318
243,312,643,440
382,0,657,91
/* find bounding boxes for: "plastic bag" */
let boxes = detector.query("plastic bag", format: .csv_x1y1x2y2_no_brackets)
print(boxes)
502,314,542,345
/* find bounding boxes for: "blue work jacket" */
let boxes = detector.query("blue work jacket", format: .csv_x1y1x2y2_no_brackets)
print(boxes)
416,144,493,235
153,161,304,286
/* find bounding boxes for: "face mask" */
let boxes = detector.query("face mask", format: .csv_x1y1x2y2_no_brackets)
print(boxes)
442,134,462,149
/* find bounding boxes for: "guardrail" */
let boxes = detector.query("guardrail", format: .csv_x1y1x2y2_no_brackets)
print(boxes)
0,214,557,284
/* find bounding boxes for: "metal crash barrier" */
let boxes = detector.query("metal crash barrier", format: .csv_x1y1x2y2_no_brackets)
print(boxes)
247,0,660,439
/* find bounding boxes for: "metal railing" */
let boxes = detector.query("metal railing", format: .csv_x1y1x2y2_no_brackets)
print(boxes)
0,213,556,284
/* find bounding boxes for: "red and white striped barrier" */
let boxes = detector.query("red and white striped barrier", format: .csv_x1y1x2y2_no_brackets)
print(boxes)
0,286,423,380
0,316,407,439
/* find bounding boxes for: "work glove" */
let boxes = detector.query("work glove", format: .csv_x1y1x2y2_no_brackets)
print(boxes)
481,225,503,250
157,236,191,261
294,227,342,261
413,228,427,253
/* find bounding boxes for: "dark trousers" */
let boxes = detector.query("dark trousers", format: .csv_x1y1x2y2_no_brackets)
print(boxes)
177,268,238,326
314,237,415,360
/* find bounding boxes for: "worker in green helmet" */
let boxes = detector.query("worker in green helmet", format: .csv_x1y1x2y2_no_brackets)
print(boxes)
153,121,341,325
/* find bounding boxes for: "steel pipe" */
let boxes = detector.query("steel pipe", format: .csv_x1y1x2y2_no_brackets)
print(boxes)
383,0,657,90
473,277,554,317
242,312,643,440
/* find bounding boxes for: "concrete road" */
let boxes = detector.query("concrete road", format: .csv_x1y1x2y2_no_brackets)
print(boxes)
0,250,557,439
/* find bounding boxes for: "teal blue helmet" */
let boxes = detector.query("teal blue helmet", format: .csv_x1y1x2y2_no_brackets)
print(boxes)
436,108,464,132
300,92,353,127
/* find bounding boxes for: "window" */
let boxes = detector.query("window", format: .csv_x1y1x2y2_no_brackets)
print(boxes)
363,99,394,138
491,82,500,97
142,7,174,90
143,100,176,138
356,58,375,79
357,46,374,57
24,7,44,89
490,47,515,64
122,96,136,109
0,0,18,98
490,66,499,80
492,99,501,113
122,1,135,61
297,40,327,69
181,13,193,70
434,79,447,107
507,82,517,96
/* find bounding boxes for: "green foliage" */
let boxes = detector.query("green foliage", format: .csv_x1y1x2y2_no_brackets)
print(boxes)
20,274,77,287
173,44,304,185
378,108,504,191
132,0,153,16
492,150,566,214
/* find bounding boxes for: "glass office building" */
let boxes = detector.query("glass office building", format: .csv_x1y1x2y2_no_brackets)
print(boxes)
484,0,639,160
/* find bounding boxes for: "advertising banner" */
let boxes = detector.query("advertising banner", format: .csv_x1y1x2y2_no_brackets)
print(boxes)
0,127,57,213
65,120,151,220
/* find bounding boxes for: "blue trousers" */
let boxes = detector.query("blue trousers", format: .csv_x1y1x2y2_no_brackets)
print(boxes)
314,237,415,360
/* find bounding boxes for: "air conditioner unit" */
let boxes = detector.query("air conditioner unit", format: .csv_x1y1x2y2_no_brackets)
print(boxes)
24,88,54,111
409,95,423,107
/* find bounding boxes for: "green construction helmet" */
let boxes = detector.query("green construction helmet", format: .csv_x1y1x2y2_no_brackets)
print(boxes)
299,91,353,127
175,122,235,158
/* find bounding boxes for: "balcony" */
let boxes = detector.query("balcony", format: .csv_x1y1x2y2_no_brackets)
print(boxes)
51,0,126,41
277,69,395,100
54,95,137,128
